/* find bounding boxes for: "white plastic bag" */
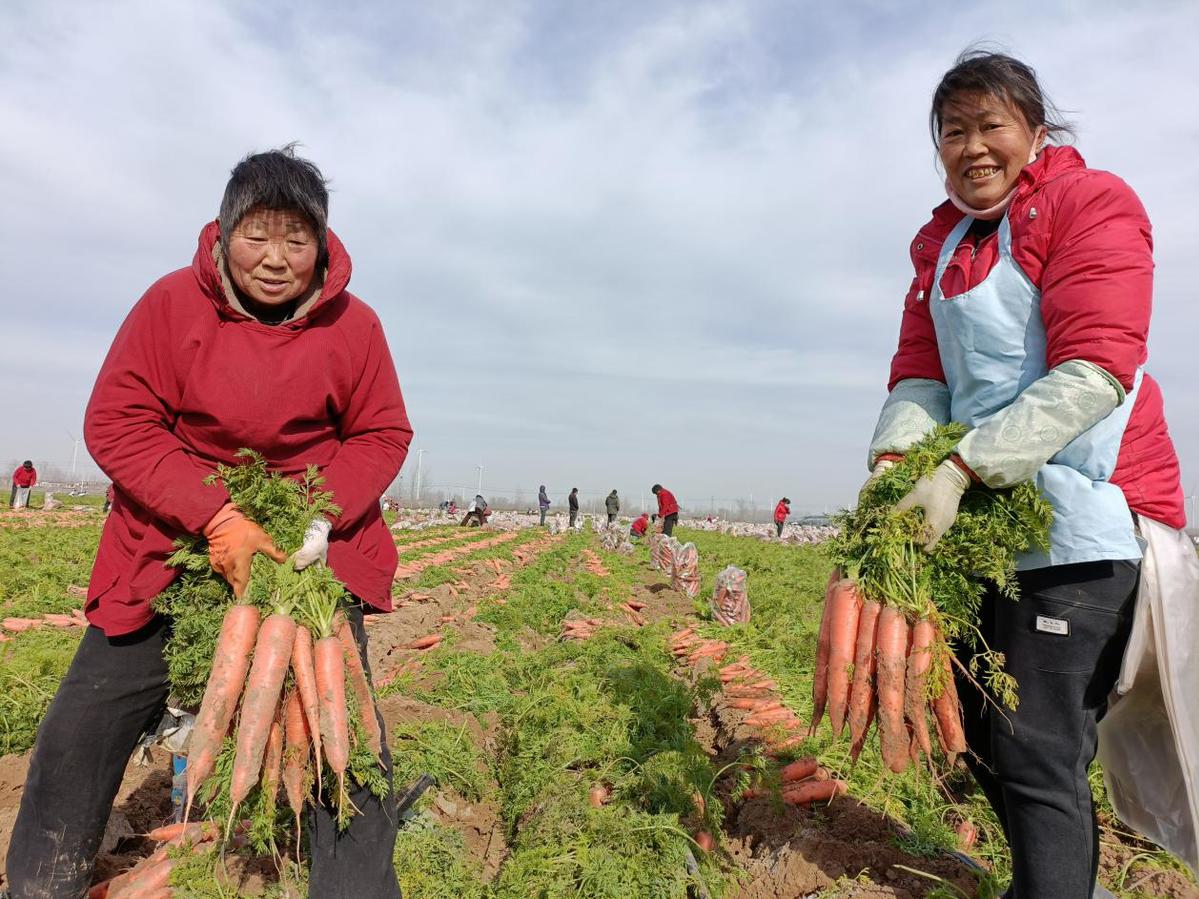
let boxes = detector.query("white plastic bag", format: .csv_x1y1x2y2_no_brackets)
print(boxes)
711,565,750,626
1097,516,1199,875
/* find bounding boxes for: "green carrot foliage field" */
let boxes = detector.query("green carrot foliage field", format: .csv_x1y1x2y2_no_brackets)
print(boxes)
0,512,1193,898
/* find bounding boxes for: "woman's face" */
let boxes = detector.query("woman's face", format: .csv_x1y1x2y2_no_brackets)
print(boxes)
937,92,1046,210
226,208,319,306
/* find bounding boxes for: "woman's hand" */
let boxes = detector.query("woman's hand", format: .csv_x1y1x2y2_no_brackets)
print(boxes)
203,503,287,598
292,517,332,570
894,459,971,550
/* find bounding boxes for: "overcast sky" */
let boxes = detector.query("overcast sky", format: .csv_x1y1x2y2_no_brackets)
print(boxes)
2,0,1196,519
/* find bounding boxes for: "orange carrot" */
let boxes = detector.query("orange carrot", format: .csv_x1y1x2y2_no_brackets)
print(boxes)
846,598,881,748
408,633,442,650
291,624,323,792
781,778,847,806
260,709,285,807
875,605,910,774
904,617,936,760
335,614,382,760
282,689,309,840
809,567,840,735
229,612,296,808
825,580,864,738
779,758,820,783
931,651,967,754
849,691,876,765
186,603,261,818
315,634,350,792
729,698,761,710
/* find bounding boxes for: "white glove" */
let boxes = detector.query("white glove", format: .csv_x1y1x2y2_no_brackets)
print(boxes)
894,459,971,550
858,458,896,504
292,517,332,570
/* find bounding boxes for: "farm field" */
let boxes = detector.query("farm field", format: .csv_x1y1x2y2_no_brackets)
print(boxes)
0,509,1195,898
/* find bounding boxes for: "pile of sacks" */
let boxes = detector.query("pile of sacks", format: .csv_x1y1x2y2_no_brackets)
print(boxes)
599,526,634,554
711,565,750,626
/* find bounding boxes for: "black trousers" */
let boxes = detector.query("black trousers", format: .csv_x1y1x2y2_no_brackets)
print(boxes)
569,509,578,527
7,606,401,899
775,521,784,537
956,560,1139,899
662,513,678,536
607,513,616,524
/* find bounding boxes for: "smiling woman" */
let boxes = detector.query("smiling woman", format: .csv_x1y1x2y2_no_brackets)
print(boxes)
863,49,1189,899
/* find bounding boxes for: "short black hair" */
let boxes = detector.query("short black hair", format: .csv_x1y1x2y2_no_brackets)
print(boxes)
219,143,330,267
651,484,662,493
930,48,1073,147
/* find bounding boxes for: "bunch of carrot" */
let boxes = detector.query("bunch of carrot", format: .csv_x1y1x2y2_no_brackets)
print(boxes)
820,426,1053,773
158,451,386,854
809,570,965,773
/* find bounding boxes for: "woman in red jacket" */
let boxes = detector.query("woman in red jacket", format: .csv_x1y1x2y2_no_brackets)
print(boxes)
8,148,411,897
773,497,790,538
866,51,1184,898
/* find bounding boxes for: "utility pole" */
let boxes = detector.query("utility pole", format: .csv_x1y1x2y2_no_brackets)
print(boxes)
476,464,484,495
66,430,81,490
413,449,425,505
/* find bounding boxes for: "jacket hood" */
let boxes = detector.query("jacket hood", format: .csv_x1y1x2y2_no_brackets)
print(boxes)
191,219,353,326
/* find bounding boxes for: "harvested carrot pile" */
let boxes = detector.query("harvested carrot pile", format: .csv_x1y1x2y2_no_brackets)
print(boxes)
816,425,1053,772
581,549,610,577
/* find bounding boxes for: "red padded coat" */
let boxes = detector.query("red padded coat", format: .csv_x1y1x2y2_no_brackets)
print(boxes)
83,221,413,635
888,146,1184,528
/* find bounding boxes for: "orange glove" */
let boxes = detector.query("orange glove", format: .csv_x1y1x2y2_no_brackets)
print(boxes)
203,503,286,598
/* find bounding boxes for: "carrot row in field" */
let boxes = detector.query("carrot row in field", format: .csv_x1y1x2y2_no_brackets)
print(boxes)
393,530,521,580
2,608,88,633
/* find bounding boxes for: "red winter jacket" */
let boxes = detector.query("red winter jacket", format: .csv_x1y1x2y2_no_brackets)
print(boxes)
12,466,36,488
888,146,1184,529
774,501,789,524
631,514,649,536
656,488,679,518
84,221,413,636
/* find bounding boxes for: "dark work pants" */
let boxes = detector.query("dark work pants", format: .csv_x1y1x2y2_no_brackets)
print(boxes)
955,560,1139,899
8,606,400,899
775,521,784,537
539,508,547,526
607,513,616,524
569,509,577,527
662,513,678,536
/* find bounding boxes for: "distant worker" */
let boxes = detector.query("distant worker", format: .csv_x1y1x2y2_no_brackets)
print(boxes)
774,497,791,538
605,490,620,524
461,494,490,527
10,460,37,509
630,512,649,540
447,499,457,516
103,484,115,514
652,484,679,536
568,488,579,528
538,485,551,526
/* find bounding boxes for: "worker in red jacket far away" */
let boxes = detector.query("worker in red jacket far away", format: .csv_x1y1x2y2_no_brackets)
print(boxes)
629,512,649,540
7,146,409,898
652,484,679,536
10,460,37,509
773,497,790,538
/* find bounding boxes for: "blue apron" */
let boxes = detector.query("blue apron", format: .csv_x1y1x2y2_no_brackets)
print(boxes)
929,213,1142,570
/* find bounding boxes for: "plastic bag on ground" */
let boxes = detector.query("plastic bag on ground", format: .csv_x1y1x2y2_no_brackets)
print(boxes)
1097,515,1199,876
711,565,750,626
671,542,701,598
